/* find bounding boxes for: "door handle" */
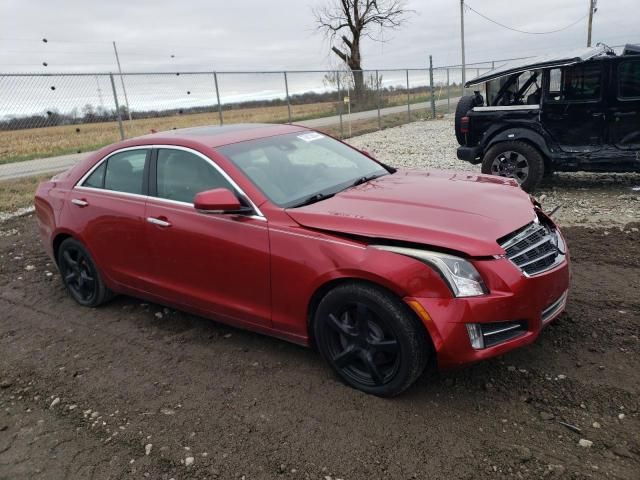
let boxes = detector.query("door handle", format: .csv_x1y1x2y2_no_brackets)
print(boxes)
146,217,172,228
613,111,636,117
71,198,88,207
591,112,604,118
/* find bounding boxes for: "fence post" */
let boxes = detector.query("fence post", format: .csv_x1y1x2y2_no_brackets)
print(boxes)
336,72,344,139
492,61,495,69
429,56,436,119
476,68,480,80
109,73,125,140
213,72,223,126
406,69,411,121
446,68,451,113
283,71,292,124
376,70,381,130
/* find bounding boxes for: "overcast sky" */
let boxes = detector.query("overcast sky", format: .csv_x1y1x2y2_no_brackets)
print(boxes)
1,0,638,74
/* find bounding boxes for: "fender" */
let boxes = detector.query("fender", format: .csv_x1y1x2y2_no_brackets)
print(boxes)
484,127,553,158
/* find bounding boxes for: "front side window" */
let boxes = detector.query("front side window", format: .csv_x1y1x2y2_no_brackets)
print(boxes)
83,149,147,195
156,149,234,204
217,132,389,207
619,60,640,99
546,62,602,102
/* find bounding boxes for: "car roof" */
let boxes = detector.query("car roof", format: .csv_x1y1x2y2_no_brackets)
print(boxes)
134,123,309,148
465,45,611,87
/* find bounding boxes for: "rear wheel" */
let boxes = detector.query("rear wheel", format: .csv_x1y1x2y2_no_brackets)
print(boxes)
481,141,544,193
313,282,429,397
57,238,113,307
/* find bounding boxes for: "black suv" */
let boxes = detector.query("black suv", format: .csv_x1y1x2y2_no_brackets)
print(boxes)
456,44,640,192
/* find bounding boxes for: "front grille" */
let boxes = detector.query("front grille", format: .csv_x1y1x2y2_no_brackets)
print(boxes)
481,321,527,347
498,220,562,276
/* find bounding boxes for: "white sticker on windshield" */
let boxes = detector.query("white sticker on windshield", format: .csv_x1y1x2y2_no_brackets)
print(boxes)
297,132,324,142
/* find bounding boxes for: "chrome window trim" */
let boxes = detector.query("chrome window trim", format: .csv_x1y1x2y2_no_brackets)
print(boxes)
74,185,148,202
73,144,266,221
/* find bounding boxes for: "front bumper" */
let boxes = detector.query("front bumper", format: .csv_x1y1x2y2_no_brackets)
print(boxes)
456,146,482,164
407,254,570,370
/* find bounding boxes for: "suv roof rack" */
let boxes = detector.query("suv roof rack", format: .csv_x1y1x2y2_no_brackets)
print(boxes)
465,45,609,87
623,44,640,55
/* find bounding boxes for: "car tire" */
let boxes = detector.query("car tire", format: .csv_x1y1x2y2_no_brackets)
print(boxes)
57,238,114,307
454,95,477,146
313,282,430,397
481,141,545,193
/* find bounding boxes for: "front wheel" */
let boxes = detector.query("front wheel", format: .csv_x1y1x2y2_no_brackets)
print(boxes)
481,141,544,193
57,238,113,307
313,283,430,397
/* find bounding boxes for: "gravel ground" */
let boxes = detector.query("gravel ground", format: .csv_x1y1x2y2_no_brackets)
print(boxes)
0,215,639,479
349,118,640,228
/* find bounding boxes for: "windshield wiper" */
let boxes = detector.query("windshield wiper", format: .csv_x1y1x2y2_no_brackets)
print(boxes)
349,172,386,188
291,192,336,208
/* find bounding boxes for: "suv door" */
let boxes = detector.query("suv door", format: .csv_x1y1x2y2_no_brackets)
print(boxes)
610,58,640,154
541,61,606,152
144,146,271,328
71,147,152,289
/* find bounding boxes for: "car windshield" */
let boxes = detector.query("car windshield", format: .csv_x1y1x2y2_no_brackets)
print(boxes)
217,131,389,208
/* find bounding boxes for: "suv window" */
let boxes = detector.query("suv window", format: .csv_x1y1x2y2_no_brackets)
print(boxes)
83,150,147,195
546,62,602,102
619,60,640,99
156,149,233,204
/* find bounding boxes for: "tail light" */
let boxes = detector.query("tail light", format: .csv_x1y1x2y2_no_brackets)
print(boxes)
461,116,470,134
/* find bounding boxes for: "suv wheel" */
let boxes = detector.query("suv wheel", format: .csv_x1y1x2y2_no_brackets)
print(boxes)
313,282,430,397
481,141,544,192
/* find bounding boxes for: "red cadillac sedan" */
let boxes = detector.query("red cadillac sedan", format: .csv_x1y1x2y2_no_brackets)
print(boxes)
35,124,570,396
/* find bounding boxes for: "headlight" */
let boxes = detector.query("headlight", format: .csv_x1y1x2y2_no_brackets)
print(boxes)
371,245,487,297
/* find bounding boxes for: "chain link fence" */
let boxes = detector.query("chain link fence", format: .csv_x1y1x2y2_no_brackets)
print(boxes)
0,61,500,178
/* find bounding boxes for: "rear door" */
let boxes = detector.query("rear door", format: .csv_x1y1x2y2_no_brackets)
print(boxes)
609,58,640,155
541,61,606,152
143,146,271,328
70,147,152,289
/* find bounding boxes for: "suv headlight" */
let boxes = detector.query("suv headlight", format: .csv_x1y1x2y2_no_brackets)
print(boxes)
371,245,487,297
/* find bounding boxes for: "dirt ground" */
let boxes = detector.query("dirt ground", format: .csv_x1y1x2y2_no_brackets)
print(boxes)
0,214,639,480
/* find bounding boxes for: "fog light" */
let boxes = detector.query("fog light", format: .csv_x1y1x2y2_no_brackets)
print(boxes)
466,323,484,350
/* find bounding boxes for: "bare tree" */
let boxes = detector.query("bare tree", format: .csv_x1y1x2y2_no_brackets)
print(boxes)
314,0,411,99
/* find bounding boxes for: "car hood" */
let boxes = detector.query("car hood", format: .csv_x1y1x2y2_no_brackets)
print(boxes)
285,169,537,256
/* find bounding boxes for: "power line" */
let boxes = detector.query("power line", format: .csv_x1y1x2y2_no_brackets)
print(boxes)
463,2,589,35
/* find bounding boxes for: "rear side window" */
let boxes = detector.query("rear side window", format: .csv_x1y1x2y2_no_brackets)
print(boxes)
156,149,233,204
83,149,148,195
619,60,640,99
546,62,602,102
83,162,106,188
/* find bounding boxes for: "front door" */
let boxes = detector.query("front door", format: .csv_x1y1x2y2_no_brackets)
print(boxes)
143,147,271,328
541,61,606,153
609,58,640,158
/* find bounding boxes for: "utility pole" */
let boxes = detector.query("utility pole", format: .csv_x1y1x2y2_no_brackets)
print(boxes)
587,0,597,47
460,0,466,91
112,41,133,122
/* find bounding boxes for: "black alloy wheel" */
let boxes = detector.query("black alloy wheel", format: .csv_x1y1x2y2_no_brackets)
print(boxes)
314,283,429,397
57,238,113,307
481,140,545,193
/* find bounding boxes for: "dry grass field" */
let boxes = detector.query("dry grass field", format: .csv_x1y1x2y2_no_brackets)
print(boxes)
0,87,456,165
0,101,337,165
0,107,444,214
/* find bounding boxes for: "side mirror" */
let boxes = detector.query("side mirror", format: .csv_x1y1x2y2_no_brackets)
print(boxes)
193,188,250,214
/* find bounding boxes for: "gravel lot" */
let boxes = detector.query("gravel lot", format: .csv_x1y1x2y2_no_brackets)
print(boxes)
0,120,639,479
350,118,640,228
